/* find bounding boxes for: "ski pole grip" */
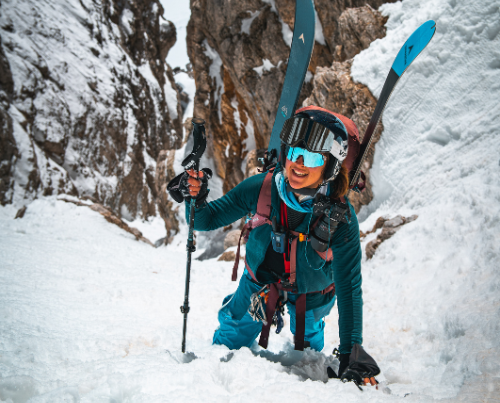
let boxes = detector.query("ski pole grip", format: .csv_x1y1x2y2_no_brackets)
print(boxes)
182,118,207,173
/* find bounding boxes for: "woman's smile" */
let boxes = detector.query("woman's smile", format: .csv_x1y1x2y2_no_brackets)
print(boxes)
286,155,325,189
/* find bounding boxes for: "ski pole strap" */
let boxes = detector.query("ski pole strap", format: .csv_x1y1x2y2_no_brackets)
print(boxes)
258,283,280,349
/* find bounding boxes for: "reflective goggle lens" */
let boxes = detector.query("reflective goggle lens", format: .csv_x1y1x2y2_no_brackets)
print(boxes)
287,147,325,168
280,116,334,153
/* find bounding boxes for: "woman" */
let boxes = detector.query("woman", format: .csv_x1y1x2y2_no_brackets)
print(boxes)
169,106,379,386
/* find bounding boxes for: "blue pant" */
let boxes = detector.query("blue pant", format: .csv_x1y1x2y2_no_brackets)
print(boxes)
213,272,336,351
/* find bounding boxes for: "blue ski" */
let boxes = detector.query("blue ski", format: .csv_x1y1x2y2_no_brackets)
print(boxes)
267,0,316,154
350,20,437,187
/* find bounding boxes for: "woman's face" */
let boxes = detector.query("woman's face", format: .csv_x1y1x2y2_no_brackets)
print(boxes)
285,154,326,189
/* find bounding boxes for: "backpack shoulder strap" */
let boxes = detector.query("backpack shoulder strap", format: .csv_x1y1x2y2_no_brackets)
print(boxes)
251,170,273,226
231,171,274,281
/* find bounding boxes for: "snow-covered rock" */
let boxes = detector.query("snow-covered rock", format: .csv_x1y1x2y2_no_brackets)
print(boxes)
0,0,183,240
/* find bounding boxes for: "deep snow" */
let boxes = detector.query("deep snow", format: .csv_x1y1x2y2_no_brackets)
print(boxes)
1,0,500,401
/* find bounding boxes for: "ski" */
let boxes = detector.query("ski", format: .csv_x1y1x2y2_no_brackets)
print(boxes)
267,0,315,154
350,20,437,188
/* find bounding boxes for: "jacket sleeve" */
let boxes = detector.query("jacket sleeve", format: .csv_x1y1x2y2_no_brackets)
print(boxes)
184,173,266,231
329,202,363,354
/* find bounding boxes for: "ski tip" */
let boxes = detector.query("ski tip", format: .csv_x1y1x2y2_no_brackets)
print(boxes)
392,20,437,77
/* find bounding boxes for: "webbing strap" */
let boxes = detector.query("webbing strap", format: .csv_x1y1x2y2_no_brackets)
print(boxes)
244,258,258,283
253,171,274,225
258,283,280,349
316,248,333,261
294,294,307,351
257,281,334,350
290,237,298,284
232,223,251,281
231,171,273,281
287,229,303,284
281,202,291,275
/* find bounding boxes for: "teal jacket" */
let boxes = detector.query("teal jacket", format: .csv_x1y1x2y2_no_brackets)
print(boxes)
187,167,363,353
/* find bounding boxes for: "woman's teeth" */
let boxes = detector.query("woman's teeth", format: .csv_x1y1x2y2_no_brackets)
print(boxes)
292,169,307,177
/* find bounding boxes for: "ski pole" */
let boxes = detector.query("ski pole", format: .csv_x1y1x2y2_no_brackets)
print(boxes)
180,117,207,353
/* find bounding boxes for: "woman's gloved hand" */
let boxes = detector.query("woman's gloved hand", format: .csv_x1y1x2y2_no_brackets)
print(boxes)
327,344,380,388
167,168,212,207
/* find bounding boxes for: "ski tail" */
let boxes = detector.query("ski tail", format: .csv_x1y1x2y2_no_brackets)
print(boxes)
392,20,436,78
350,20,436,188
267,0,315,154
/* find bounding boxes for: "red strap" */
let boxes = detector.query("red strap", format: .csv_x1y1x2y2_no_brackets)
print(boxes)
281,202,291,274
256,172,273,219
244,258,258,283
315,248,333,262
321,282,335,295
294,294,307,351
289,237,298,284
258,283,280,349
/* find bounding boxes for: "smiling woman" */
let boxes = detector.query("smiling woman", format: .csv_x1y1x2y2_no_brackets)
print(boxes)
167,105,379,387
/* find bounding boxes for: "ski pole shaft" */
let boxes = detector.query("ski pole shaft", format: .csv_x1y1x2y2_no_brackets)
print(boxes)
180,118,206,353
181,198,196,353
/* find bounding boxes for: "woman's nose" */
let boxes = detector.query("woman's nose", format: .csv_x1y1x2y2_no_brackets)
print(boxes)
295,155,305,166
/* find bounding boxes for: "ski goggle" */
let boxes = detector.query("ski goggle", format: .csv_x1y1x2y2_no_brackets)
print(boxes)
280,116,336,153
287,147,325,168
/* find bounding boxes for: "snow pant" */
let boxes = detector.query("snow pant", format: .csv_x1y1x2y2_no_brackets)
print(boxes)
213,271,336,351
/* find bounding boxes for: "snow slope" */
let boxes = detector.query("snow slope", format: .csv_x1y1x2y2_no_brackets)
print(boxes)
350,0,500,398
1,0,500,401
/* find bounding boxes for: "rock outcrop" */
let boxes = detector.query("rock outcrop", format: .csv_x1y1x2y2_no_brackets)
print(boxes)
0,0,183,240
187,0,396,205
362,215,419,259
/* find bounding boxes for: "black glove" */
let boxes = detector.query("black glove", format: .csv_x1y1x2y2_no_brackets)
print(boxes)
328,344,380,384
327,349,350,379
167,168,212,207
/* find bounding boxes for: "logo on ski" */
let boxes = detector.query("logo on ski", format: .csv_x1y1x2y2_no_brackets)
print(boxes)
281,105,288,117
299,33,304,44
405,44,415,66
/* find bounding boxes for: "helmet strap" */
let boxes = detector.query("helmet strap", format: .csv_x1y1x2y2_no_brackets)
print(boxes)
285,180,327,198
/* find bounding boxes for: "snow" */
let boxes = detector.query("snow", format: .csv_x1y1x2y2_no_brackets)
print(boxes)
119,8,135,37
175,71,196,127
2,0,500,401
253,58,276,76
159,0,191,69
0,0,177,212
313,8,326,46
241,10,260,35
163,71,179,120
203,40,224,123
262,0,294,47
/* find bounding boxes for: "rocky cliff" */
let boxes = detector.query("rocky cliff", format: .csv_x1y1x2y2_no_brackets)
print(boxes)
187,0,395,209
0,0,183,240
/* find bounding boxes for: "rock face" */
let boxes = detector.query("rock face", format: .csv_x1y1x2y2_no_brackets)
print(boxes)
362,215,418,259
0,0,183,240
187,0,396,203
